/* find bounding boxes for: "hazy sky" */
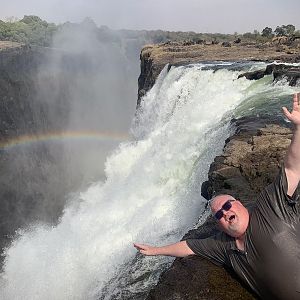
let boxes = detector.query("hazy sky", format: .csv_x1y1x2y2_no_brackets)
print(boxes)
1,0,299,34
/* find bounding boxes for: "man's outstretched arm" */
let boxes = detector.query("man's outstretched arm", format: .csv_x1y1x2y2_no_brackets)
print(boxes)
133,241,195,257
282,92,300,196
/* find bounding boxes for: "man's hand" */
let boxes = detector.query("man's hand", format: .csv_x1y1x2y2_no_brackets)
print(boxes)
133,241,195,257
133,243,159,256
282,93,300,126
283,92,300,196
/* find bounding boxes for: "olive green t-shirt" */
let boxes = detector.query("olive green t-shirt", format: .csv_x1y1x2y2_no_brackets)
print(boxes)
187,166,300,300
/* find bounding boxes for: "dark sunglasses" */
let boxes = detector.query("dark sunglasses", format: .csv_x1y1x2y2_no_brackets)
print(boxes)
214,199,235,220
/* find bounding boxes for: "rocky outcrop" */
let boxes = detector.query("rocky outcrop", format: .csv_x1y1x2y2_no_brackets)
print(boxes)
147,116,292,299
202,117,291,202
138,41,300,104
238,64,300,85
138,45,166,101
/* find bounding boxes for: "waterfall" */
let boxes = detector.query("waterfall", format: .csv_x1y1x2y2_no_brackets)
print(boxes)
0,62,295,299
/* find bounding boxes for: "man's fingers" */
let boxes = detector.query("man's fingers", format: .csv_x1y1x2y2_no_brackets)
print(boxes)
134,243,149,251
133,243,144,250
282,107,292,120
293,93,300,110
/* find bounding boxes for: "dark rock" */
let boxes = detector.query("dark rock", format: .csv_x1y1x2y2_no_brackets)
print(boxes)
237,69,266,80
183,40,195,46
238,63,300,86
273,67,300,85
147,256,255,300
195,39,206,45
222,42,231,47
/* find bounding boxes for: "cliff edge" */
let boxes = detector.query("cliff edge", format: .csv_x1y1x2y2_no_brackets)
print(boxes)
138,40,300,103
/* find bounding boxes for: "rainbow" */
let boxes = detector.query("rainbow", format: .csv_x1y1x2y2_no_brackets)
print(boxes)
0,130,130,150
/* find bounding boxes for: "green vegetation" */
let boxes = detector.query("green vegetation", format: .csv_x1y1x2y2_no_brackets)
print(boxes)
261,24,299,39
0,16,57,46
261,27,273,38
0,15,299,47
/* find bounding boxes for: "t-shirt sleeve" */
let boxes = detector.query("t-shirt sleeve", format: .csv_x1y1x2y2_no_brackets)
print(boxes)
258,164,300,219
186,233,230,267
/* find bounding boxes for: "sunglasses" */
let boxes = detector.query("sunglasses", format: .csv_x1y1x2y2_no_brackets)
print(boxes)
214,199,235,220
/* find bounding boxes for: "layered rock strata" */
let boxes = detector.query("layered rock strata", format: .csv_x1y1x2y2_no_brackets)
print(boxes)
147,117,292,300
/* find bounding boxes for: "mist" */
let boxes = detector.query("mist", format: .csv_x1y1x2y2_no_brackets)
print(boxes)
0,19,146,252
35,20,140,182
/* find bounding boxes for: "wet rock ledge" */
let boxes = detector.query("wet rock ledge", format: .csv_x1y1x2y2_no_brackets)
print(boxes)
147,116,292,300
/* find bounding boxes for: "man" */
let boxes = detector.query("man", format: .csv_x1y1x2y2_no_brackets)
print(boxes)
134,93,300,299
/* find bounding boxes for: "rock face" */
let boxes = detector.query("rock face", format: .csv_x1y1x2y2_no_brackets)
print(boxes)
147,117,292,300
202,117,292,202
0,44,70,140
0,44,45,138
138,41,300,104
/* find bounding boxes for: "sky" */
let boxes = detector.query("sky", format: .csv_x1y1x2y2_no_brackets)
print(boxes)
1,0,300,34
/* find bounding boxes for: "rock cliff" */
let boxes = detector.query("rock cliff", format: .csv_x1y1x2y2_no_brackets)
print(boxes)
0,43,70,140
0,43,45,138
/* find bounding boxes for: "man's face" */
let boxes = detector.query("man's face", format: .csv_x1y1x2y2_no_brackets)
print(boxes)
211,195,249,238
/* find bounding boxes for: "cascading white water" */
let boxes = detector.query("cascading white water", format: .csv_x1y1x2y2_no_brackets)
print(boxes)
0,62,295,300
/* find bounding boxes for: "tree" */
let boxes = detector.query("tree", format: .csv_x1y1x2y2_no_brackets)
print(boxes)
274,26,286,36
275,24,295,36
0,16,58,46
261,27,273,37
284,24,295,35
20,15,44,25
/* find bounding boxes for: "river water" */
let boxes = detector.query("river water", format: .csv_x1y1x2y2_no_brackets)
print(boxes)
0,61,298,299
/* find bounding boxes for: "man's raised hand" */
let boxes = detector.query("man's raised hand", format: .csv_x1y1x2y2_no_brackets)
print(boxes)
282,93,300,126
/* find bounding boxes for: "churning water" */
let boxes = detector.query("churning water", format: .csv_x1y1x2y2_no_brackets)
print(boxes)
0,62,297,299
